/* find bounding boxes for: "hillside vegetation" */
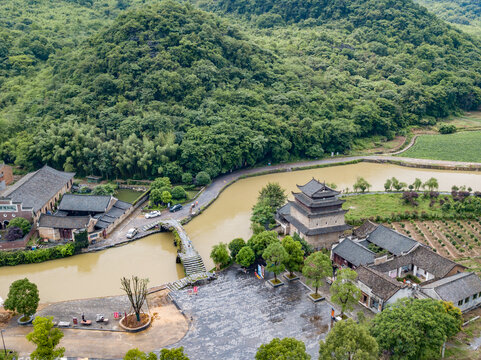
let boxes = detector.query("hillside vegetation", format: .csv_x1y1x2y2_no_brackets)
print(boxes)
1,0,481,180
416,0,481,32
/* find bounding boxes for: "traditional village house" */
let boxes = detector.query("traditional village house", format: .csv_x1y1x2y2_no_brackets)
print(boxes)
355,266,411,312
0,165,74,229
38,194,133,243
276,179,351,249
331,220,480,314
37,215,96,242
418,272,481,313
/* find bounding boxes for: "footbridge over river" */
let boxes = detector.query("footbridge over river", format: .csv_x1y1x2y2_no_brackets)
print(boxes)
143,219,214,291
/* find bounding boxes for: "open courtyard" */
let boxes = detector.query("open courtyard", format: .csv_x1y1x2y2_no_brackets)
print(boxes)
169,267,334,359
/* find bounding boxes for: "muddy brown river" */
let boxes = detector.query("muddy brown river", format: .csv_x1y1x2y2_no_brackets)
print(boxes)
2,162,481,302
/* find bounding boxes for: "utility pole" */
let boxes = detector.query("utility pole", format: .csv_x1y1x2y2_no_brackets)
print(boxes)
0,329,6,356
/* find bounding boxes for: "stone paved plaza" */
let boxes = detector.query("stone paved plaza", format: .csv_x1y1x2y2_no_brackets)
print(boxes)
170,267,333,359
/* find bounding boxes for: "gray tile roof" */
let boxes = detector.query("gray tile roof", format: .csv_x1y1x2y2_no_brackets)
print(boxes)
297,178,339,198
95,220,111,229
1,165,74,213
332,238,376,267
292,193,345,209
113,200,131,210
421,272,481,303
356,265,405,301
93,199,131,230
353,220,379,239
38,214,91,229
366,225,417,256
58,194,112,213
370,245,462,279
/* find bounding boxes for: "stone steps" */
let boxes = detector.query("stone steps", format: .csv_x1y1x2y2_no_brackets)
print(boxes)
166,271,212,292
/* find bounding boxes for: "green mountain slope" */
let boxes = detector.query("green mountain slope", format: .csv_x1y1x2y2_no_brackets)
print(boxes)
416,0,481,31
1,0,481,180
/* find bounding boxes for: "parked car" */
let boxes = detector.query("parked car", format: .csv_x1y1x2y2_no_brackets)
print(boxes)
169,204,183,212
126,228,138,239
145,210,161,219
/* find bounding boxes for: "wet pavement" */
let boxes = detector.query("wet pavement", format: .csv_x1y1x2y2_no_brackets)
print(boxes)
170,267,332,359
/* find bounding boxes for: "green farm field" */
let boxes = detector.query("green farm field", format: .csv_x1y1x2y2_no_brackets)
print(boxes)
400,131,481,163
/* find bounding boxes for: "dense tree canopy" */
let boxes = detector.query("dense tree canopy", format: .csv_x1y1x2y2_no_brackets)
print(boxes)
371,298,463,360
319,319,378,360
255,337,310,360
0,0,480,179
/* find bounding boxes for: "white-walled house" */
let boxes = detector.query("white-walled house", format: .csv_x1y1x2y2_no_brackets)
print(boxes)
355,266,413,313
419,272,481,313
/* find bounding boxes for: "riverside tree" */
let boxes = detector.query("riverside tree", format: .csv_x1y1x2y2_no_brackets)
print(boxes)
251,200,275,230
423,177,439,191
161,191,172,205
255,338,310,360
262,242,288,283
319,319,378,360
247,231,278,258
281,236,304,278
4,278,39,321
210,243,230,270
26,316,65,360
371,298,462,360
195,171,211,186
330,268,361,317
257,182,287,211
251,183,287,230
171,186,187,200
413,178,423,191
236,246,255,269
302,252,332,296
120,276,149,322
228,238,246,258
353,177,371,193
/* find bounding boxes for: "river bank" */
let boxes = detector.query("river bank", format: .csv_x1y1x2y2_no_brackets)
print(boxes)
4,158,481,302
87,154,481,254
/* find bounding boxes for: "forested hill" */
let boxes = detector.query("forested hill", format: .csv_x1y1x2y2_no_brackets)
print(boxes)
0,0,481,181
416,0,481,30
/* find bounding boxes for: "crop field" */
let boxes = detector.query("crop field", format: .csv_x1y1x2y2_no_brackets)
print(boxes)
399,130,481,163
389,220,481,261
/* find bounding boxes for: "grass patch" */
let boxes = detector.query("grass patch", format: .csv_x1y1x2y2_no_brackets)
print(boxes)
399,131,481,162
0,351,18,360
114,188,144,203
309,293,323,299
343,193,444,223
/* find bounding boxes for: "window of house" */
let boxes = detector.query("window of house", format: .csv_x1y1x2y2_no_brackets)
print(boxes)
474,293,478,300
458,300,463,306
465,297,470,303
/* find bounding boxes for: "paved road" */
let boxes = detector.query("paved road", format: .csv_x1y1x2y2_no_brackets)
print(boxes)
90,155,481,250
